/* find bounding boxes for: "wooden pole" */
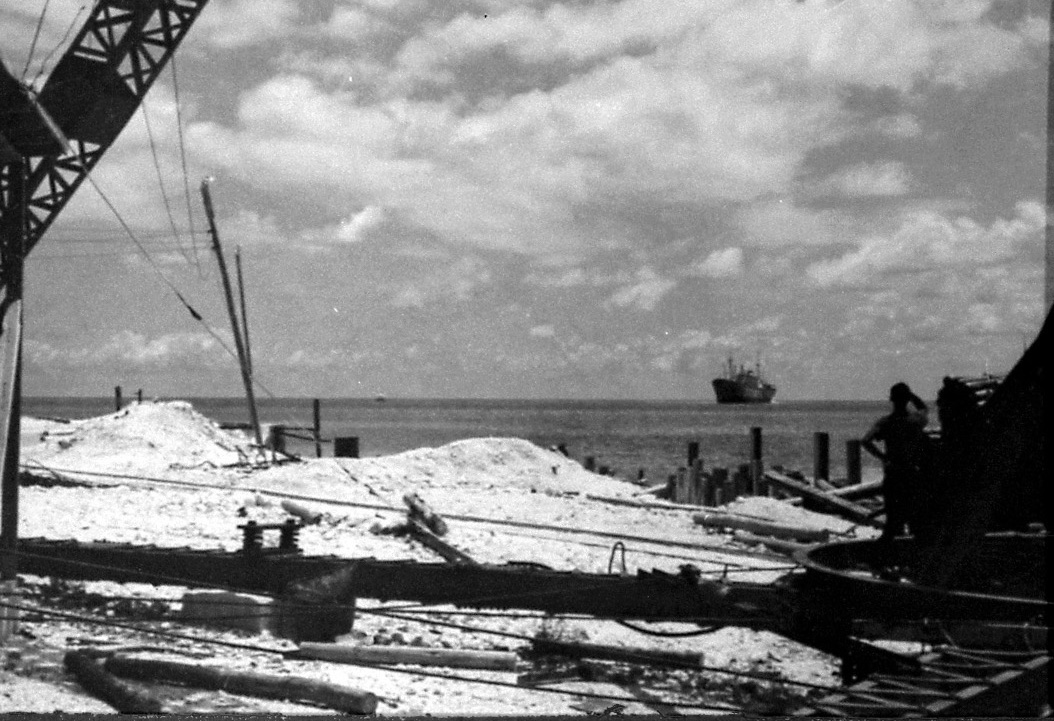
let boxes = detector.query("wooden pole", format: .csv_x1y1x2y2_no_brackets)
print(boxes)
687,441,700,467
750,426,763,494
312,398,322,458
200,179,263,448
846,439,862,486
813,432,830,484
65,651,163,713
292,642,518,671
0,157,26,584
104,655,378,714
113,385,121,411
234,245,254,377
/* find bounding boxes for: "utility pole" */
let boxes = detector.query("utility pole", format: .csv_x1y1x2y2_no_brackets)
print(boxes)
200,179,263,448
235,246,254,377
0,157,26,584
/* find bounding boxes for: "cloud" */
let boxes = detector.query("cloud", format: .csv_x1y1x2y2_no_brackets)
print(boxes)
390,255,493,307
813,161,912,198
27,331,223,367
806,200,1044,287
197,0,302,49
690,247,744,278
606,267,676,311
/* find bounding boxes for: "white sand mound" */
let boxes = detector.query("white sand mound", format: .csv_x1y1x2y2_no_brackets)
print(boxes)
722,495,872,536
21,400,252,478
245,436,634,505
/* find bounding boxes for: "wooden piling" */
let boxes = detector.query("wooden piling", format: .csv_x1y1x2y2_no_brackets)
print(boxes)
114,386,121,412
584,456,596,472
734,463,752,500
750,427,764,495
709,467,728,507
313,398,322,458
687,441,700,467
813,432,830,485
690,458,705,505
674,467,688,504
136,388,142,404
846,439,862,486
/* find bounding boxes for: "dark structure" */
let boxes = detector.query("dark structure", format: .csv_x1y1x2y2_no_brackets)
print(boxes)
712,356,777,404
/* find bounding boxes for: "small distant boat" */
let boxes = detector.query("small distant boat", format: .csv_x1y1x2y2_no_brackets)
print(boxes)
375,394,387,402
712,355,776,404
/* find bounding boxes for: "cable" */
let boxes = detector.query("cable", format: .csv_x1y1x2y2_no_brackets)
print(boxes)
21,0,51,81
30,2,86,88
1,599,748,712
20,460,791,568
169,55,204,277
139,100,194,265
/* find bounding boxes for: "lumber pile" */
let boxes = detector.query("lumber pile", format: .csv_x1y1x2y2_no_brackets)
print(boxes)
762,470,881,527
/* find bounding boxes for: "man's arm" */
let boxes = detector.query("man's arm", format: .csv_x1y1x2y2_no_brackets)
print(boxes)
861,419,885,462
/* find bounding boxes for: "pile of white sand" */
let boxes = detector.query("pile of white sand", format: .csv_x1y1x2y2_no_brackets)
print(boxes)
22,401,254,478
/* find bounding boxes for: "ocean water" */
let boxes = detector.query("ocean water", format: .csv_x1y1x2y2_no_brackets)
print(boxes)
23,396,889,485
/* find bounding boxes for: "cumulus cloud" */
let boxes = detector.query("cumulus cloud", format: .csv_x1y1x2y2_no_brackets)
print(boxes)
197,0,302,49
814,162,912,198
806,200,1044,287
606,267,676,311
27,332,223,367
690,247,744,278
390,255,493,307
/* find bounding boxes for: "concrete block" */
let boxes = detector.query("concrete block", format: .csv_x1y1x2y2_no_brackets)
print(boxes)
180,590,276,635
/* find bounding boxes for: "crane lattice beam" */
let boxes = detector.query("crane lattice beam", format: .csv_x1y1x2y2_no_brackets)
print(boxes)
0,0,210,258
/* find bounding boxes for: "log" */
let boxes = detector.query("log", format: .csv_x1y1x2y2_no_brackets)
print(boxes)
732,530,813,556
292,642,518,671
762,471,881,526
406,518,478,565
829,479,883,501
532,638,703,668
281,499,324,525
64,651,164,714
403,492,448,535
105,655,377,714
692,511,831,543
631,482,669,497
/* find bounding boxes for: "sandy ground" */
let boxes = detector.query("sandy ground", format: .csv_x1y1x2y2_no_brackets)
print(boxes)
1,401,869,715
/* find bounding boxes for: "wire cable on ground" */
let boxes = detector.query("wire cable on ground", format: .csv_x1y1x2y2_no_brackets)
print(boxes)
20,461,792,569
0,598,750,713
6,552,997,708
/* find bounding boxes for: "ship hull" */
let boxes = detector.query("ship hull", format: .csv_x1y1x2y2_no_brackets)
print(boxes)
712,378,776,404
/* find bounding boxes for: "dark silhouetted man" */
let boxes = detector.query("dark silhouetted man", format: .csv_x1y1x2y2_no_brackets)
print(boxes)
862,382,931,542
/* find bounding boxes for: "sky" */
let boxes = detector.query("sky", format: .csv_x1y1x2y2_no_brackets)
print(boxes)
0,0,1049,401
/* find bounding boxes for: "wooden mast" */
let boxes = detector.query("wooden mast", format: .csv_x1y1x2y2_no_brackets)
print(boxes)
200,179,263,448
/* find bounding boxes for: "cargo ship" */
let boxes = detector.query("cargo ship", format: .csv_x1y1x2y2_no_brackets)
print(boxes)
712,356,776,404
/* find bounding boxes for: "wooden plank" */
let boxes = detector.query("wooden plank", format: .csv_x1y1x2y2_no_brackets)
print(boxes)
762,471,881,526
731,530,813,556
292,642,518,671
693,511,831,542
829,479,883,500
105,655,378,714
406,518,477,565
403,492,448,535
